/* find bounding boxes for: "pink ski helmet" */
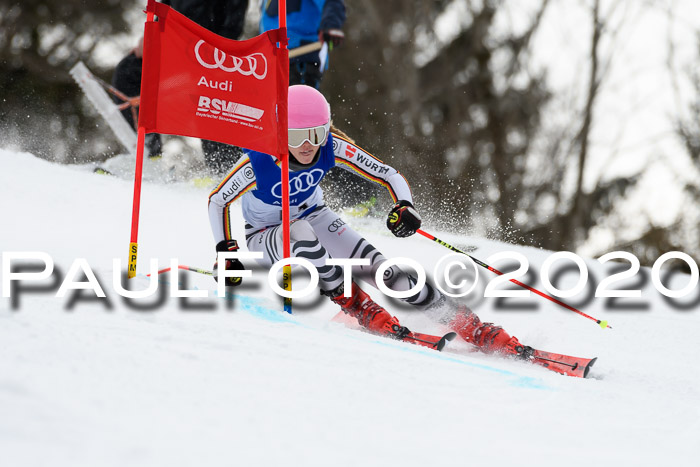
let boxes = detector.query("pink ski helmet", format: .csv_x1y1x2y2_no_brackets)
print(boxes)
288,85,331,129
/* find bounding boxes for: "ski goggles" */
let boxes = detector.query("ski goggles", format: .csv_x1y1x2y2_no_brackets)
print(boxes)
288,123,330,148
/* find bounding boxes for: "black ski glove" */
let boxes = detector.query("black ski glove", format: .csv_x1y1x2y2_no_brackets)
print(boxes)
213,239,245,287
387,200,421,238
319,28,345,48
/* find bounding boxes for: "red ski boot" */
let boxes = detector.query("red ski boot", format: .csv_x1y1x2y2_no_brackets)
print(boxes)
325,282,408,338
450,307,532,359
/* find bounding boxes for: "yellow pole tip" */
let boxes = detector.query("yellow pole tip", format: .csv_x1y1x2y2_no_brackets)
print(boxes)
599,320,608,329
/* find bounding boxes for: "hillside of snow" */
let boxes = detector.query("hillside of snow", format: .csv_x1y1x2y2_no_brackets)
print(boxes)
1,149,699,467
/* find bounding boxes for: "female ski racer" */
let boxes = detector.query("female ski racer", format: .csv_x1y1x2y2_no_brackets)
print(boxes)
208,85,530,357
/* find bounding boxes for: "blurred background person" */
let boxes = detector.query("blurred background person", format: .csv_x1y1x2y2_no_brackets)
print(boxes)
260,0,345,89
111,0,250,175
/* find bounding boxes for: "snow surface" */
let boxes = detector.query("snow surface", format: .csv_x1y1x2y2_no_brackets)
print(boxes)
1,149,699,467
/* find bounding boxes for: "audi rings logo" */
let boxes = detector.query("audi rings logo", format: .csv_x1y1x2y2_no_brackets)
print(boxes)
194,40,267,80
328,218,347,233
272,169,324,198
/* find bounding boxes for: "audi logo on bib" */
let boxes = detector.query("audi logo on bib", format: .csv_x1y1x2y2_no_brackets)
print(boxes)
272,169,324,198
194,40,268,80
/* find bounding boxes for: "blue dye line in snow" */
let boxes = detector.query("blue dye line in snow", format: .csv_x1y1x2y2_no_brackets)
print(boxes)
140,273,297,324
146,275,549,389
236,296,298,324
367,337,551,390
221,294,550,389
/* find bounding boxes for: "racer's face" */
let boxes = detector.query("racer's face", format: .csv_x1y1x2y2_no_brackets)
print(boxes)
288,141,320,164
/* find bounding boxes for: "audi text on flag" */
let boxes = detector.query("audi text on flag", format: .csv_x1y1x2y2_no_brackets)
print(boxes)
139,0,289,157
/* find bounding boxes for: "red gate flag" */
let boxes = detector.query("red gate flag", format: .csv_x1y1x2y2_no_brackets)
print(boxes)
139,0,289,157
127,0,289,279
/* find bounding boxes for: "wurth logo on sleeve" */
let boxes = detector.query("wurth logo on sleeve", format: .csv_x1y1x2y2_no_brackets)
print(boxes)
355,153,390,176
345,145,357,158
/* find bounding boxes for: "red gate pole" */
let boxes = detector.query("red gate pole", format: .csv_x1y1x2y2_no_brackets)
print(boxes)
127,5,156,279
278,0,292,313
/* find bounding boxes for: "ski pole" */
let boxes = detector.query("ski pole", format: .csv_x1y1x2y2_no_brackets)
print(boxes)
82,69,141,131
147,265,214,277
288,41,322,58
416,229,611,330
533,355,578,369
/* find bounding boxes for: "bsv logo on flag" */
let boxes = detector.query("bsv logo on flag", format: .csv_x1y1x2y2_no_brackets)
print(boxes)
194,40,267,80
272,169,324,198
197,96,264,122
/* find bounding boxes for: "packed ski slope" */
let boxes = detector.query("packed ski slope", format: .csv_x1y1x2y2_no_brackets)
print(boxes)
1,150,699,467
